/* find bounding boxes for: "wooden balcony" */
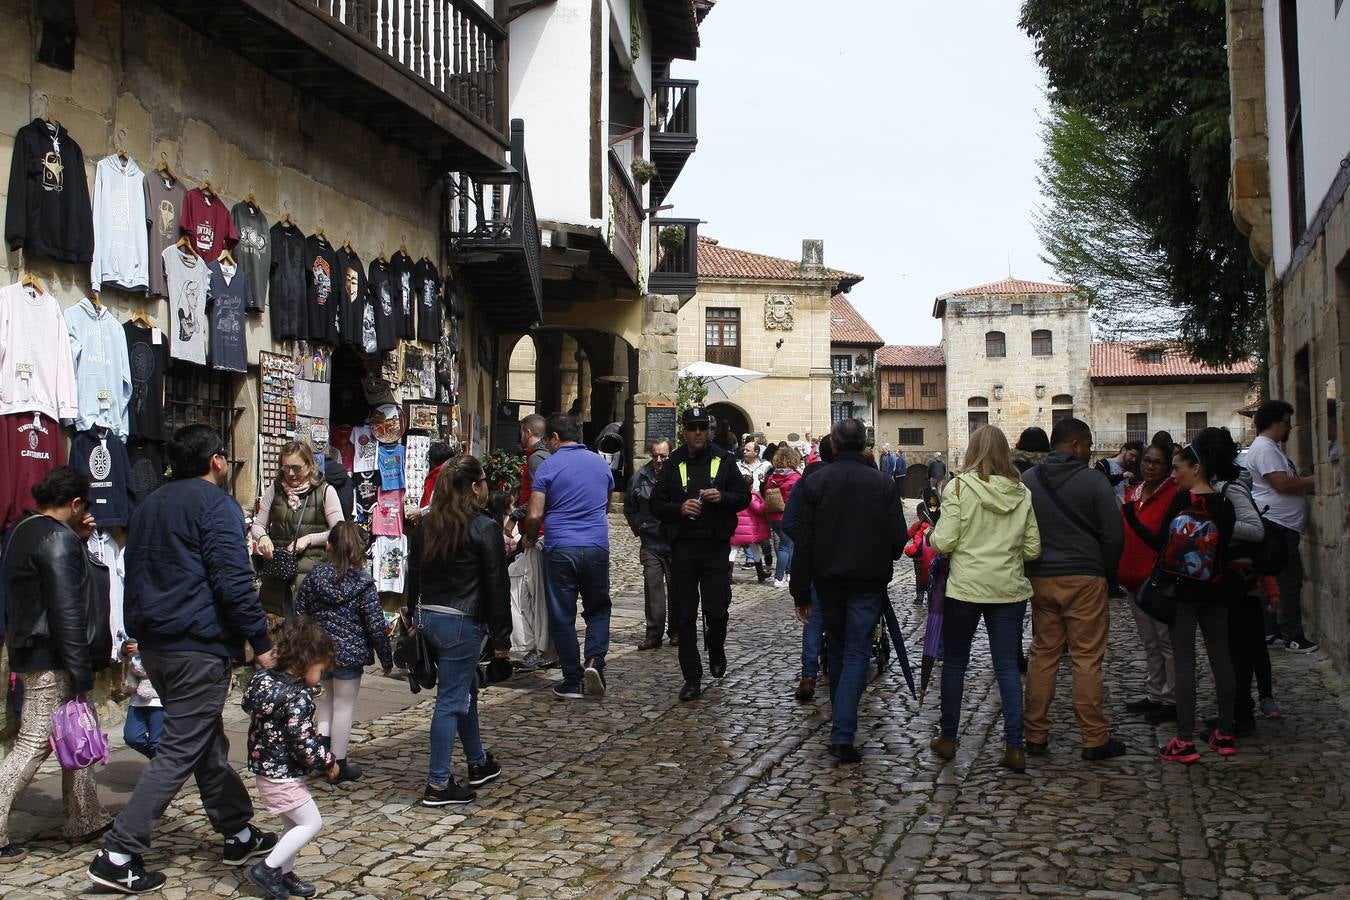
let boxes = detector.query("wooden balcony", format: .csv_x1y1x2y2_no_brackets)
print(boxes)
608,150,643,286
649,218,698,297
159,0,510,168
447,120,544,332
650,79,698,205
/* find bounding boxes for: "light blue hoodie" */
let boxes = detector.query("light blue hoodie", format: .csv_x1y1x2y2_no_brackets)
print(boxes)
63,298,132,436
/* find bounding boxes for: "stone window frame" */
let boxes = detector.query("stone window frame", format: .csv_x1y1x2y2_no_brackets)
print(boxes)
1031,329,1054,356
968,396,989,408
985,330,1007,358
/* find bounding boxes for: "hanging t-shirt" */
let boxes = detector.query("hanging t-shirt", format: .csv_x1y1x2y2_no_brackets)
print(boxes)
335,246,368,350
371,488,405,538
351,470,380,524
377,442,406,491
163,244,207,364
126,436,165,503
4,119,94,263
70,427,135,527
179,188,236,263
144,173,185,298
63,298,132,437
367,258,399,352
0,282,79,421
230,201,270,313
414,258,443,342
374,534,408,593
390,251,416,340
305,234,340,345
206,260,249,373
123,321,167,440
0,411,66,532
329,424,355,472
268,221,308,340
91,155,149,292
352,425,378,473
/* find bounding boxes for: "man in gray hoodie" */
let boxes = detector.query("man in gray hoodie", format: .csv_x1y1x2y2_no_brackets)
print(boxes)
1022,417,1126,761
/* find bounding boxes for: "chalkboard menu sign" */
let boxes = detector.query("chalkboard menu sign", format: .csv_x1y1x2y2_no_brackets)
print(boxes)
646,404,677,450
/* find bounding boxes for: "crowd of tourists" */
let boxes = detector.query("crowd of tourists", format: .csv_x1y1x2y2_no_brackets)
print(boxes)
0,395,1319,894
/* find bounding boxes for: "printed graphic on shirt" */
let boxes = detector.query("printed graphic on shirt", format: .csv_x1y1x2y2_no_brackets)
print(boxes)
400,271,412,315
41,151,63,192
89,443,112,482
18,416,51,461
313,256,332,307
194,220,215,256
378,282,392,317
421,278,436,310
157,199,176,238
130,343,155,416
352,426,378,473
112,187,130,228
361,302,377,353
239,225,266,255
178,282,201,341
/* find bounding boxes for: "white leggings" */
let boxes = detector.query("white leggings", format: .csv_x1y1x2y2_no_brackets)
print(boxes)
316,676,362,759
265,799,322,873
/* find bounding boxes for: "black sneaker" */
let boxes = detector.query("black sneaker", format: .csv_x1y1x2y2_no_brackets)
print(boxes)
0,844,27,864
1284,635,1319,654
87,850,167,894
422,779,476,806
468,753,502,787
282,871,317,898
583,658,606,697
829,743,862,764
1081,738,1127,761
246,859,290,900
552,680,583,700
223,826,277,866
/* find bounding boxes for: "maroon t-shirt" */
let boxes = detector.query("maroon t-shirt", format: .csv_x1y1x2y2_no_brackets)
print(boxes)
179,188,237,262
0,412,68,532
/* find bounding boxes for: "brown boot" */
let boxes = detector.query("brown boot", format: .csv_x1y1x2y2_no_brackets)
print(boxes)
929,735,957,760
1000,746,1026,773
794,676,816,702
637,637,661,651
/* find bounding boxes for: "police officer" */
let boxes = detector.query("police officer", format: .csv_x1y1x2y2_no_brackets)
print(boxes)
651,406,749,701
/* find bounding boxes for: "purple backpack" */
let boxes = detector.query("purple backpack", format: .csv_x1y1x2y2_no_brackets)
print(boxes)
49,698,110,770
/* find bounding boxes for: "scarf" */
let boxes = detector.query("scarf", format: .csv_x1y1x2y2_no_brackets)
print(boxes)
282,479,314,511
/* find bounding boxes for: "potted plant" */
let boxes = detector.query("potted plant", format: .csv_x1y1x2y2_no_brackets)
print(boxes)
630,157,657,185
658,223,687,252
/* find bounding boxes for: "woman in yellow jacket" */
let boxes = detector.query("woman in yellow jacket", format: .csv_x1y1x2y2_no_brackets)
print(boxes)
930,426,1041,773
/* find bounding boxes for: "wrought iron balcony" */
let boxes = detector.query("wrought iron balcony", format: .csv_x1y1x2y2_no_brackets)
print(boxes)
650,79,698,205
447,119,543,331
161,0,509,168
649,218,699,297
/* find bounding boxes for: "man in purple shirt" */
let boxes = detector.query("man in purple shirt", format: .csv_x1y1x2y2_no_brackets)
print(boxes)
524,412,615,699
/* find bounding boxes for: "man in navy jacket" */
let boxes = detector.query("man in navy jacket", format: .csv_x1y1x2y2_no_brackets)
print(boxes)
90,426,278,895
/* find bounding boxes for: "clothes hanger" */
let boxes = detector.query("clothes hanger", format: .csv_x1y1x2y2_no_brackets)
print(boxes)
175,235,198,256
378,241,388,263
218,246,236,266
279,199,293,226
86,288,102,310
154,152,177,183
199,169,213,198
35,92,55,126
315,218,327,240
398,235,409,256
244,184,258,212
114,128,129,164
343,231,355,254
130,308,156,328
20,272,46,294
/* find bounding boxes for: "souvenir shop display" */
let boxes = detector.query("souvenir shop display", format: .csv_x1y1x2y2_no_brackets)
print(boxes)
230,198,270,313
180,184,236,262
70,426,135,527
258,351,297,436
146,161,185,298
269,218,307,339
351,470,379,524
367,255,399,352
163,241,207,364
88,529,126,661
5,118,94,263
124,314,167,439
257,433,286,488
91,154,149,292
371,489,404,537
206,256,249,373
64,296,132,436
404,434,430,507
407,402,438,433
294,378,330,420
376,441,406,491
351,425,378,473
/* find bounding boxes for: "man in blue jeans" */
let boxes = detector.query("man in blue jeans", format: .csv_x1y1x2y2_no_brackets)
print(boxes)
789,419,906,764
524,412,615,699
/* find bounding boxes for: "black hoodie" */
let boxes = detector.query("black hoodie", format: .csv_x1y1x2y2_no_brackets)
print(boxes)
5,118,94,262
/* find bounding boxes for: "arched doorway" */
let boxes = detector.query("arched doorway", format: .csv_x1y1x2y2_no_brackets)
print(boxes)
706,402,751,443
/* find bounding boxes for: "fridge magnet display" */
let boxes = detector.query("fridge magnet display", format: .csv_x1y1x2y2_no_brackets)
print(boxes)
407,402,438,432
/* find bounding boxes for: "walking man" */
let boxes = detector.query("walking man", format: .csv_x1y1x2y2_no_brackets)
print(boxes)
894,448,909,492
651,406,749,701
1247,399,1318,652
789,419,906,763
625,439,675,650
511,414,553,669
1022,417,1127,761
524,412,614,699
89,425,278,894
927,452,947,492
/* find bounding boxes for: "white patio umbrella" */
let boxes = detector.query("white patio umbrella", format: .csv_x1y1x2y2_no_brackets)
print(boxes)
678,361,768,402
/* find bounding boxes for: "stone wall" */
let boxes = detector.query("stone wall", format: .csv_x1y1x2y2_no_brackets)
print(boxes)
876,409,947,461
1089,381,1259,447
940,291,1093,465
678,280,834,441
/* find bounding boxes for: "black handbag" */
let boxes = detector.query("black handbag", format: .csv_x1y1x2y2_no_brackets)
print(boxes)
393,609,438,694
1137,568,1180,624
259,491,309,581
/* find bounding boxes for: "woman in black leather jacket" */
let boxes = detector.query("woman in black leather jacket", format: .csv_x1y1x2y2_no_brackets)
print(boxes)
0,467,112,863
407,455,512,808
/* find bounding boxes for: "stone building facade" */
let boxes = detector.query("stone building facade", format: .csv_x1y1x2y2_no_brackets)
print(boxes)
676,237,862,442
1226,0,1348,674
875,345,947,465
828,294,883,429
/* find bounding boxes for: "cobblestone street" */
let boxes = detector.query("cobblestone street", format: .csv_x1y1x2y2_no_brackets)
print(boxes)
4,512,1350,899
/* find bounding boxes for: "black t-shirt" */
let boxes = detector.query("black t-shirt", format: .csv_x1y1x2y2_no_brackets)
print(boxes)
391,251,416,339
305,234,340,345
124,321,167,440
71,427,134,527
367,258,399,352
352,471,381,524
268,222,308,340
414,258,442,342
336,246,368,350
126,437,166,502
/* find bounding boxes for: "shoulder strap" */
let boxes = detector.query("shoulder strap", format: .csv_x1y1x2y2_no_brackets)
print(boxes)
1033,465,1100,541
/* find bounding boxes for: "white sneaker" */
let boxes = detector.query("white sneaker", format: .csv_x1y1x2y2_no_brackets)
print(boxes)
773,578,787,588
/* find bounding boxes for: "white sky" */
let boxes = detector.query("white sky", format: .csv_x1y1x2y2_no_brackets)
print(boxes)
664,0,1059,346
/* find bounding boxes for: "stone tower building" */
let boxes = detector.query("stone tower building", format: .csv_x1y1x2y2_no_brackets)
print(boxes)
933,278,1092,464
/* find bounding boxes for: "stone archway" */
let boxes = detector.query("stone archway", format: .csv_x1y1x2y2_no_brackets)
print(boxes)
706,402,751,443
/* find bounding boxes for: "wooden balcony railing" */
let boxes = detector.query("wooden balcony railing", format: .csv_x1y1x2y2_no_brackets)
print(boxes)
649,217,698,296
309,0,507,134
608,150,642,285
650,78,698,204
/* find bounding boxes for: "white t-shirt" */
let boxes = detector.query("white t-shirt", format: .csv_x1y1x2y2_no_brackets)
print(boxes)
375,535,408,593
163,245,207,364
1246,434,1306,532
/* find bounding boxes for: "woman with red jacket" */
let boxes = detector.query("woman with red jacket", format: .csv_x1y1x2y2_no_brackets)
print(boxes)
1117,441,1180,723
731,475,771,583
763,445,802,588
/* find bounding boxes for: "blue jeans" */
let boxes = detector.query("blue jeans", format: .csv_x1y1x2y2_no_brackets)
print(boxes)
771,522,794,581
799,587,823,678
818,586,886,746
123,706,164,759
939,598,1027,748
543,545,612,686
420,611,486,787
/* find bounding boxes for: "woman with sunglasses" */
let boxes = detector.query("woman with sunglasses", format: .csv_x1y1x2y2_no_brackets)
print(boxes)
1116,441,1181,724
1123,441,1241,763
251,442,346,619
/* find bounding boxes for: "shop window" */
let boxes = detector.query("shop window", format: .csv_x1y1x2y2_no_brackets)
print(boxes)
898,427,924,445
704,308,740,367
163,362,238,477
1126,413,1148,444
968,411,989,434
888,381,905,398
1185,411,1208,443
920,381,938,398
1031,329,1053,356
985,331,1006,358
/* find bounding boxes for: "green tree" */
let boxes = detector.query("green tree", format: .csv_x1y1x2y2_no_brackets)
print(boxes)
1020,0,1265,365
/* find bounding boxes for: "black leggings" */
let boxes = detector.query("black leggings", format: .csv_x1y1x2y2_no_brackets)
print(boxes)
1229,591,1273,718
1169,598,1235,742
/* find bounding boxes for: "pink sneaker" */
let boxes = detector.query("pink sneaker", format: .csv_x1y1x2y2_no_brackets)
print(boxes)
1207,729,1237,757
1160,737,1200,764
